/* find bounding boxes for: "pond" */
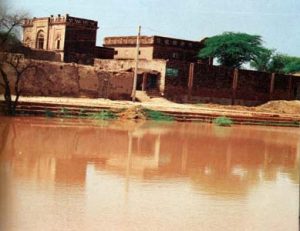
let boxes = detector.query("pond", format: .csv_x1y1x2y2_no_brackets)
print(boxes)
0,116,299,231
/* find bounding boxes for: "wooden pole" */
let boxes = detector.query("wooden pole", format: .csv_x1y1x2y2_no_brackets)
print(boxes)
131,25,141,102
232,68,238,105
270,73,275,100
188,63,195,101
125,132,133,197
288,76,293,99
209,57,213,66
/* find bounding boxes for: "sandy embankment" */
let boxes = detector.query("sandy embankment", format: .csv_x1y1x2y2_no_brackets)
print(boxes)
1,95,299,119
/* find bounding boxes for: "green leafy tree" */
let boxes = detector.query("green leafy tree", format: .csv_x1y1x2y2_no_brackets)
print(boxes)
266,53,284,73
198,32,267,68
269,54,300,74
250,48,274,72
283,60,300,74
254,53,300,74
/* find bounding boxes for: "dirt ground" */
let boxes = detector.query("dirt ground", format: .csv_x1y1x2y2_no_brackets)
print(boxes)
145,97,300,115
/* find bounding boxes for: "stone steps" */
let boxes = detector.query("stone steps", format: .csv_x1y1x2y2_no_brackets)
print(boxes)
1,100,300,127
135,90,152,102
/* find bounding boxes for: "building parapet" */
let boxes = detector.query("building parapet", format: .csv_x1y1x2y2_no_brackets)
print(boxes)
22,18,34,27
66,15,98,29
104,35,203,49
104,36,154,47
49,14,67,25
23,14,98,28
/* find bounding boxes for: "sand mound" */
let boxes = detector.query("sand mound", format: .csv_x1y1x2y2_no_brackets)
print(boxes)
256,100,300,114
196,100,300,114
118,105,146,120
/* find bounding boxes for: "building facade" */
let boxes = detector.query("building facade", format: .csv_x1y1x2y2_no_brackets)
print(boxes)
22,14,113,64
103,35,207,62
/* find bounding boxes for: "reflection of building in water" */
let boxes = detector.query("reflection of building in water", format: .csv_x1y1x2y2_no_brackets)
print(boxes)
54,159,87,186
0,118,299,195
9,158,56,184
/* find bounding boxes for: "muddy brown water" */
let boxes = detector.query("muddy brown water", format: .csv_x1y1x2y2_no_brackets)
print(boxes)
0,116,299,231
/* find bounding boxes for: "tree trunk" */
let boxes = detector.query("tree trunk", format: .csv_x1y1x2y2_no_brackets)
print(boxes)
0,67,14,115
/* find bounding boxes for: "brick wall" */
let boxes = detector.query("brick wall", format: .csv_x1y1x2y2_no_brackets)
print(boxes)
2,55,298,105
164,62,300,105
164,60,190,101
193,64,233,100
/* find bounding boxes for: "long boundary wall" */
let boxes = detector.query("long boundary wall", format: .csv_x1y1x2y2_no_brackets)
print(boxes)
0,58,133,100
165,61,300,105
1,55,299,105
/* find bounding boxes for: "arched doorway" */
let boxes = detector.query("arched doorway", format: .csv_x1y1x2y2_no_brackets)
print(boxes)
36,30,45,49
55,33,62,50
56,39,61,50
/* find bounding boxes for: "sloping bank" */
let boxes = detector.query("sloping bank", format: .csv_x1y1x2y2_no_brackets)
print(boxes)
1,96,300,127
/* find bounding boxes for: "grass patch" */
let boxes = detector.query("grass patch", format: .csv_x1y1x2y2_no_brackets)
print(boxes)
143,109,174,121
293,121,300,126
243,120,300,127
194,101,204,107
60,107,72,118
78,108,87,118
89,110,117,120
213,116,233,127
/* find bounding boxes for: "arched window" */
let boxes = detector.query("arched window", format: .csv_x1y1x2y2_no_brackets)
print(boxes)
55,34,62,50
36,30,45,49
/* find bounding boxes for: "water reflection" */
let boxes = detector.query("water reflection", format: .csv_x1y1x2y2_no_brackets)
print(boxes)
0,117,299,193
0,117,299,230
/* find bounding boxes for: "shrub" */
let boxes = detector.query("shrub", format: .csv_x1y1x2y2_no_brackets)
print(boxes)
45,109,55,118
78,108,87,117
90,110,117,120
143,109,174,121
60,107,71,117
213,116,233,127
293,121,300,126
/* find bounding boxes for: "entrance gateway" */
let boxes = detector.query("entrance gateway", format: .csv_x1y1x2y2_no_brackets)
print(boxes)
135,69,160,92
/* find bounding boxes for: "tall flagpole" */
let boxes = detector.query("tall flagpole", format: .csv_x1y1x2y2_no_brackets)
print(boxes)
131,25,141,102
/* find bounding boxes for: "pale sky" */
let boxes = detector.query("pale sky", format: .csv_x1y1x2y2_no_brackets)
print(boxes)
6,0,300,57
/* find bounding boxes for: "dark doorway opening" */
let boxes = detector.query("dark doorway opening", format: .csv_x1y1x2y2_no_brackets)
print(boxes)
36,31,45,49
137,73,159,91
147,74,157,89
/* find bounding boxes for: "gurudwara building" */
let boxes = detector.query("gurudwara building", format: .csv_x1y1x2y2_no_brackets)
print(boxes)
22,14,114,64
104,35,208,62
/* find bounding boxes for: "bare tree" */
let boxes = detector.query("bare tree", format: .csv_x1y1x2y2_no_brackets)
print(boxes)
0,7,34,115
1,53,36,115
0,5,27,49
